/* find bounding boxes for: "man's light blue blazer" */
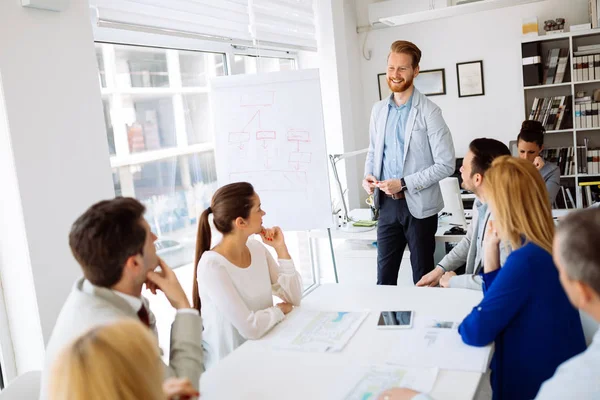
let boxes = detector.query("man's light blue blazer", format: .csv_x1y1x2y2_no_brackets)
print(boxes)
364,88,456,219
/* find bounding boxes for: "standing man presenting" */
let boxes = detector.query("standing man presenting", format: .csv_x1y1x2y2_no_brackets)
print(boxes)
364,40,455,285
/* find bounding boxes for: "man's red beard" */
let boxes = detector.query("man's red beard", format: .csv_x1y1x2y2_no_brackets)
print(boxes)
387,76,413,93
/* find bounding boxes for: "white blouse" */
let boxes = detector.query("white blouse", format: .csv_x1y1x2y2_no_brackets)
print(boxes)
197,239,302,369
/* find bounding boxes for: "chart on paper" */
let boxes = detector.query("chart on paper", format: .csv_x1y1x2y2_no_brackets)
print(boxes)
209,69,333,231
273,310,369,353
388,327,491,373
342,365,438,400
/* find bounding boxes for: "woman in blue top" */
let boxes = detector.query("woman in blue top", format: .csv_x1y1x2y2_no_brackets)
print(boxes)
458,156,586,400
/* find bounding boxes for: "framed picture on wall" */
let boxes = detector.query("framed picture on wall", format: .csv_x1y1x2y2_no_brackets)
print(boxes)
377,73,392,100
414,69,446,96
456,60,485,97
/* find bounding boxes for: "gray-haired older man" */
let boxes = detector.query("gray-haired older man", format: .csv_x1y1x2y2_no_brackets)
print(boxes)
378,207,600,400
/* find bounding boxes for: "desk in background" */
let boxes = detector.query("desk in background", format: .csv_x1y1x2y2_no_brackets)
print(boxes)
311,208,574,285
200,284,490,400
308,209,465,284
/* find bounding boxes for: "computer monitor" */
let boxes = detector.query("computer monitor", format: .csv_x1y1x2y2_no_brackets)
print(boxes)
439,177,467,229
450,157,464,189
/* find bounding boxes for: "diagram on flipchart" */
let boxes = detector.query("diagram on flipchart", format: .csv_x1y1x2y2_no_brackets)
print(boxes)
209,69,333,231
226,91,314,192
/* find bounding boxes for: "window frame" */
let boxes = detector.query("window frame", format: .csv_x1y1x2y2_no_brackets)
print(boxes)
0,278,12,388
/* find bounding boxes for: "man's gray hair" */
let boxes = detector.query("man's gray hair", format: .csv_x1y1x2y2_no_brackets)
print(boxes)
557,207,600,295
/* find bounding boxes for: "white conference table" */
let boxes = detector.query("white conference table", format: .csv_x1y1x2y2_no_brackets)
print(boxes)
307,218,466,242
200,284,490,400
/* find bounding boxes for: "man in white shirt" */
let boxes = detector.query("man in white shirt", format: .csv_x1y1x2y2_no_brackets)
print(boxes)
534,207,600,398
378,207,600,400
41,197,203,398
416,138,510,290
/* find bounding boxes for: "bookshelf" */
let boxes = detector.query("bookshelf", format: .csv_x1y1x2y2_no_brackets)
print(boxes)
522,29,600,208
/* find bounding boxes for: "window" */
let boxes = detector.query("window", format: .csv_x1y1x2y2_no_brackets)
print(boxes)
232,55,296,75
96,43,224,270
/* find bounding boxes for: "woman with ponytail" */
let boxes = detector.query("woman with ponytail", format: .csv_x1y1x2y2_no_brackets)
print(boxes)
193,182,302,369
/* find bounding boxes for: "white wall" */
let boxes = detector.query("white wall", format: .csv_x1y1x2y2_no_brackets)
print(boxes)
314,0,368,212
0,1,114,378
355,0,589,159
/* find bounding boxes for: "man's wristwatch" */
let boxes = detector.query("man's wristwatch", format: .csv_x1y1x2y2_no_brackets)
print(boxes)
400,178,407,192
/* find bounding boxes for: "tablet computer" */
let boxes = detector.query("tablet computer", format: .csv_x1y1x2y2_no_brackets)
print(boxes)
377,311,414,329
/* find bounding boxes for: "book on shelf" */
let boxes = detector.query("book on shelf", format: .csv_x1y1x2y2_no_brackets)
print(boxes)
578,44,600,52
558,186,568,209
528,95,572,130
522,42,543,87
542,48,567,85
579,147,588,174
574,49,600,56
549,147,600,176
590,0,600,29
574,102,600,129
567,187,576,209
555,185,577,209
583,148,600,175
575,96,592,103
578,180,600,207
554,49,569,84
541,146,600,176
573,53,600,81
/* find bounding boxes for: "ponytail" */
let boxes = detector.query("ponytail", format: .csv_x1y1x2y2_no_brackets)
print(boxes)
192,207,212,313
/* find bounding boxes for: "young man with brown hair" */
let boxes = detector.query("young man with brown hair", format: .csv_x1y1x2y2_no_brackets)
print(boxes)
41,197,203,398
417,138,511,290
364,40,455,285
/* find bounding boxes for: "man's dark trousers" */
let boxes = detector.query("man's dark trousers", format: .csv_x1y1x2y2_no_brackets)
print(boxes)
376,194,438,285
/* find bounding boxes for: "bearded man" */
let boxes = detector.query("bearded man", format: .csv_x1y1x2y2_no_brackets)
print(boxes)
363,40,455,285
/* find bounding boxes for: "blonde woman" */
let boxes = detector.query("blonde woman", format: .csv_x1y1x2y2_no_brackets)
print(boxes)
377,157,586,400
458,156,585,400
49,320,199,400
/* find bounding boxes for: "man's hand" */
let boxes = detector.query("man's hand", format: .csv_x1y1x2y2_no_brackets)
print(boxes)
377,388,421,400
363,174,377,194
163,377,199,400
439,271,457,288
416,267,444,287
533,156,545,170
376,179,402,195
146,258,191,310
276,302,293,315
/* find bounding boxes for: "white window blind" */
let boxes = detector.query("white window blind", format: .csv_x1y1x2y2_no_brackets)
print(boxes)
248,0,316,50
90,0,317,51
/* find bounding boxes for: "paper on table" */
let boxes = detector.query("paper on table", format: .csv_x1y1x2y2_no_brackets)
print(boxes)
272,310,369,353
387,328,492,373
342,364,438,400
